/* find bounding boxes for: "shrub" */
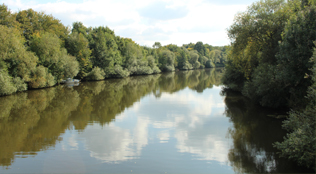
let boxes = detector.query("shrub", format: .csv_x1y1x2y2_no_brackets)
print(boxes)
86,67,105,80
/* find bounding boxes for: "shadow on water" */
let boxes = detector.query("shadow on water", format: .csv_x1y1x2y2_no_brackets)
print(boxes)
222,89,314,173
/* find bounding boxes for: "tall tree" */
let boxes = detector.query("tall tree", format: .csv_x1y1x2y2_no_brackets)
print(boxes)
16,9,69,44
66,32,92,79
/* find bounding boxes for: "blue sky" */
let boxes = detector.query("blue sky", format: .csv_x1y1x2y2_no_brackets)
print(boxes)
1,0,258,46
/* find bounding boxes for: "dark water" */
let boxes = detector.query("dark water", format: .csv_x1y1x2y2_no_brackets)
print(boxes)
0,68,312,173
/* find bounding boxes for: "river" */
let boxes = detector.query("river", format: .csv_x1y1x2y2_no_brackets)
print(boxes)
0,68,312,173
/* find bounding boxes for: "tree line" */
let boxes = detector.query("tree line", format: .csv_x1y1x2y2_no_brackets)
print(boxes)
0,4,228,96
222,0,315,170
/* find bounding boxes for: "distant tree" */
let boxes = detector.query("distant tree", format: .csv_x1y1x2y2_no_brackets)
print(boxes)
16,9,69,44
89,27,122,76
66,32,92,79
159,50,175,71
0,25,38,81
0,4,19,28
194,41,206,56
72,22,92,39
153,42,162,49
30,32,79,82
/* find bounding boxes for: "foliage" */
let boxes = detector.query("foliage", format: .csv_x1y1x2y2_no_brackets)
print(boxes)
30,32,79,81
0,25,38,79
0,3,228,97
274,45,316,170
89,26,122,76
114,65,130,77
159,50,175,71
223,0,316,169
29,65,55,88
275,5,316,107
0,4,19,28
85,67,105,80
15,8,69,45
0,70,27,95
66,32,92,79
226,0,298,81
222,59,246,91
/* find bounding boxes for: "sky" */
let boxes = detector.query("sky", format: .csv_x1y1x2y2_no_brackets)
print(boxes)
1,0,258,47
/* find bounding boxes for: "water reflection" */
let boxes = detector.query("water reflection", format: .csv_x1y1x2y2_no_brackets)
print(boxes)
0,68,309,173
222,89,313,173
0,68,224,168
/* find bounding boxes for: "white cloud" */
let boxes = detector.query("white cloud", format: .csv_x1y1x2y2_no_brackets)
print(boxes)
2,0,254,46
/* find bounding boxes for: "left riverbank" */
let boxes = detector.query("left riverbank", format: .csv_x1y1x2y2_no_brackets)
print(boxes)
0,4,228,97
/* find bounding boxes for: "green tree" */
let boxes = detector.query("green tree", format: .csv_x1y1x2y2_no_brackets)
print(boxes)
276,5,316,107
0,4,19,28
189,50,200,69
89,27,122,76
194,41,206,56
158,50,175,71
0,69,27,96
71,22,92,40
0,25,38,82
30,32,79,82
16,9,69,44
274,46,316,170
66,32,92,79
153,42,162,49
226,0,298,80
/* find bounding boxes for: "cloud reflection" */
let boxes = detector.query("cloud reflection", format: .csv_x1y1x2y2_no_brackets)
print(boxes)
79,117,149,163
76,87,230,164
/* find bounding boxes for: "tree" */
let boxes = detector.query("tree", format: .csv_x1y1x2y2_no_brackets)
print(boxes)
177,48,191,70
16,9,69,45
226,0,298,80
89,26,122,76
30,32,79,82
159,50,175,71
0,25,38,82
66,32,92,79
189,50,200,69
0,4,19,28
194,41,206,56
72,22,91,39
153,42,162,49
274,45,316,170
275,5,316,107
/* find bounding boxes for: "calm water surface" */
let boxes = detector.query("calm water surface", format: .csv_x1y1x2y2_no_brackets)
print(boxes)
0,69,311,173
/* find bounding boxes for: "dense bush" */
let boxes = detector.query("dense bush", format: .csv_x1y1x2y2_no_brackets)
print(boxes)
85,67,105,80
223,0,316,169
274,49,316,170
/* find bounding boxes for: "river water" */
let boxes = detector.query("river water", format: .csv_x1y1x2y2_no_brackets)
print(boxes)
0,68,311,173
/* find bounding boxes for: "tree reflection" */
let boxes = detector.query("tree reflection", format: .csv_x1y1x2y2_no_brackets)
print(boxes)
222,89,312,173
0,68,224,167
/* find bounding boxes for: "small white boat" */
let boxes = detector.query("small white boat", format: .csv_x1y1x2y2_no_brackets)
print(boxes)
61,78,80,84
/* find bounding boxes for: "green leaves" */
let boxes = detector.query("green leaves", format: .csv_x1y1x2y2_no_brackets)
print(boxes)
66,32,92,79
274,44,316,170
223,0,316,169
30,32,79,82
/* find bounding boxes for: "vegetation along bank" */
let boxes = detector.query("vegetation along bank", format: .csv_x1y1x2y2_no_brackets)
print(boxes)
222,0,316,170
0,0,315,171
0,4,228,96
